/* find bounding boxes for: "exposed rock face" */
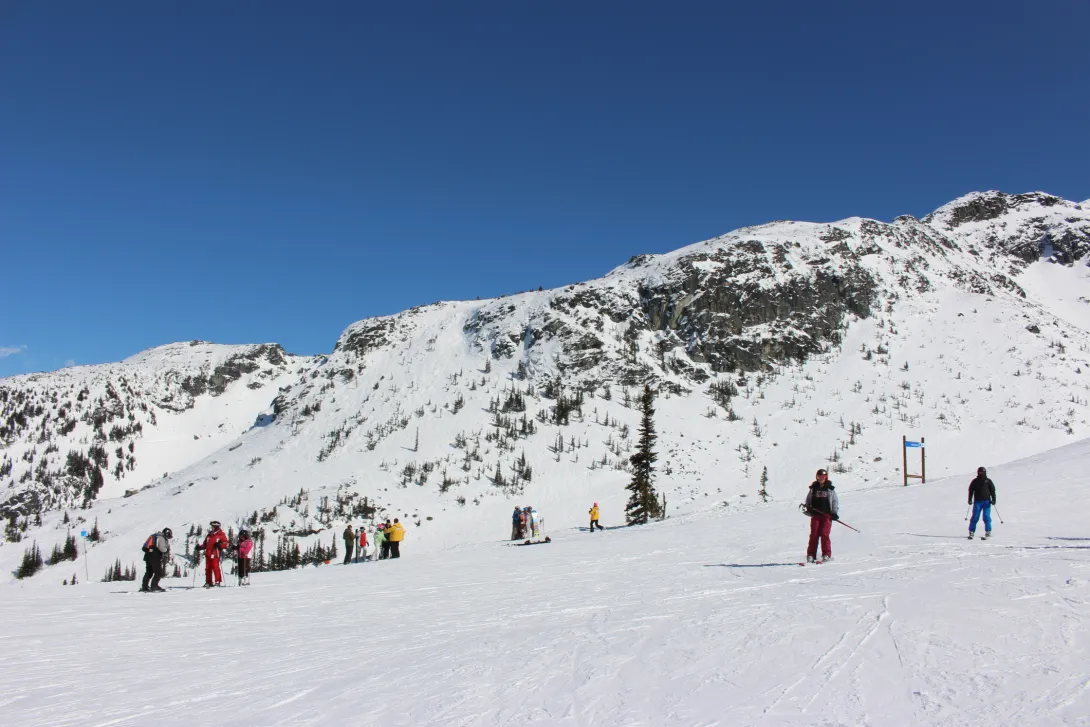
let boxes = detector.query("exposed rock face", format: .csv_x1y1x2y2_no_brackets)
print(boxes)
924,191,1090,267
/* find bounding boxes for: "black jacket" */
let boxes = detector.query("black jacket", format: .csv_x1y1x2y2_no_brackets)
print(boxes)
805,482,839,516
968,476,996,505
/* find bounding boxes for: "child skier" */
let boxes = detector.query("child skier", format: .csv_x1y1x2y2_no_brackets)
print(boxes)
968,466,997,539
589,503,601,532
804,469,839,563
236,529,254,586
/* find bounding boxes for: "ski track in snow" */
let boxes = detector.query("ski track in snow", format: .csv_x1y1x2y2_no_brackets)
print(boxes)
3,442,1090,725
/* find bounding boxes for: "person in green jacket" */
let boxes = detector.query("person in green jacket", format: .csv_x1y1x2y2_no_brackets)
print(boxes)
374,524,387,560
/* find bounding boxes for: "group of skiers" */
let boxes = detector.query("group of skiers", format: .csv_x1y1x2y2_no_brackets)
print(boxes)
342,519,405,563
140,520,255,591
510,505,544,540
137,465,999,590
800,465,998,562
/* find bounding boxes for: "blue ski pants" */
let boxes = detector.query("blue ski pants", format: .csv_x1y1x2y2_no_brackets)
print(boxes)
969,501,992,533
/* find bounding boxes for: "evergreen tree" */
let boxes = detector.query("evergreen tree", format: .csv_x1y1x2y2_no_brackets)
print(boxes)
625,384,662,525
16,541,44,579
758,466,770,503
88,518,101,542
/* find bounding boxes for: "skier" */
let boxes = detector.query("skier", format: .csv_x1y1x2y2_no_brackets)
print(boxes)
194,520,229,587
589,503,601,532
343,524,355,565
375,523,389,560
140,527,173,592
522,506,532,538
357,526,368,563
511,506,523,540
804,469,839,563
236,529,254,586
968,466,997,540
388,518,405,558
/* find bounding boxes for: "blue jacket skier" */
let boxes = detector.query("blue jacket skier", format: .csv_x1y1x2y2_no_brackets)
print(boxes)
968,467,996,539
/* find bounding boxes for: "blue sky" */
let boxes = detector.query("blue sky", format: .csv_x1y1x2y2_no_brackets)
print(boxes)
2,1,1088,376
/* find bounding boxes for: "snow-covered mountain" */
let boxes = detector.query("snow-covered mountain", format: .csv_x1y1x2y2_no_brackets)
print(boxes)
3,190,1090,585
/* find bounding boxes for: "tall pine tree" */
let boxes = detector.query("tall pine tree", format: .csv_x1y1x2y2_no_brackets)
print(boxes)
625,384,662,524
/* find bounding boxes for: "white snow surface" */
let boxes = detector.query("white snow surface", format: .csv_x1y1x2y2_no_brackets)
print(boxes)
2,441,1089,726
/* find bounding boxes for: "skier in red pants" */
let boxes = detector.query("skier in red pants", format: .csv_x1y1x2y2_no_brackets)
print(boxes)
194,520,229,587
804,469,839,564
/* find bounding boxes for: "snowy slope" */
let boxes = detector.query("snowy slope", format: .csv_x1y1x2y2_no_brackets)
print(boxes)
3,191,1090,591
2,442,1089,726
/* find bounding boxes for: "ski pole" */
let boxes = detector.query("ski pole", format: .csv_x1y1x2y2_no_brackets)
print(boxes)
834,519,861,533
965,505,971,521
992,505,1004,524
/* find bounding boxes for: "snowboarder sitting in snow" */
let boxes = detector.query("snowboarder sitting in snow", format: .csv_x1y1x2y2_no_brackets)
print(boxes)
235,529,254,585
194,520,229,587
140,527,173,592
589,503,601,532
803,469,839,563
968,466,996,540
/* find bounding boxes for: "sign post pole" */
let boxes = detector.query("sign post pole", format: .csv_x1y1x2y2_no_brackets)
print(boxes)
902,435,908,487
921,436,926,484
80,529,89,582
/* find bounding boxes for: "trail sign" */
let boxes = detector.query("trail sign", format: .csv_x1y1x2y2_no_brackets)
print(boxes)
902,436,926,486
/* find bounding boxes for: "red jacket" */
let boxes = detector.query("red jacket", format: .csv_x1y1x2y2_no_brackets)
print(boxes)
358,531,367,548
198,529,229,558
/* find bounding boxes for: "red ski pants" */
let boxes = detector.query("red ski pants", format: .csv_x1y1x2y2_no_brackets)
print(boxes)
205,554,222,585
807,514,832,559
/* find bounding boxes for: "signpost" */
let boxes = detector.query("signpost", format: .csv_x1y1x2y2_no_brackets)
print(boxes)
79,529,90,582
902,436,925,486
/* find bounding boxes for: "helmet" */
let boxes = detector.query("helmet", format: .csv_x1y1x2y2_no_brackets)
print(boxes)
593,503,598,507
238,529,249,539
210,520,221,528
977,466,987,475
162,527,173,539
816,469,828,478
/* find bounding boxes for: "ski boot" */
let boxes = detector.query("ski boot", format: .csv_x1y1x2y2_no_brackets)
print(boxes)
967,533,974,540
982,531,991,540
806,556,817,564
821,556,834,564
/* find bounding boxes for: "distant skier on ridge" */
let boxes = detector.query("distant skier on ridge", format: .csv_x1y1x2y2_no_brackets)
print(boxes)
803,469,838,563
967,466,996,540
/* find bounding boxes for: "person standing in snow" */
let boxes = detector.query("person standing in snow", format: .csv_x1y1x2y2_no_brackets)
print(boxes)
589,503,601,532
357,527,368,563
194,520,229,587
530,507,541,538
804,469,839,563
377,521,391,560
968,466,997,540
140,527,173,592
343,524,355,565
235,529,254,585
511,507,523,540
388,518,405,558
522,506,532,538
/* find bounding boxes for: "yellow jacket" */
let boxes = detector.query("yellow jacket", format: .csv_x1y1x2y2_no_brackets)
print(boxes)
589,506,599,520
388,522,406,542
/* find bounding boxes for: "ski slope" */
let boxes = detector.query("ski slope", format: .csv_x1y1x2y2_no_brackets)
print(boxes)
2,441,1088,726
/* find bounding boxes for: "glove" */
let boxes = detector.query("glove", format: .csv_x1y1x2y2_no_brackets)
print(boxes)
991,499,996,505
968,500,972,506
831,513,839,521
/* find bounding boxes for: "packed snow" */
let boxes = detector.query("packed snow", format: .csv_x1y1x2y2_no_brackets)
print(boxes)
2,441,1089,726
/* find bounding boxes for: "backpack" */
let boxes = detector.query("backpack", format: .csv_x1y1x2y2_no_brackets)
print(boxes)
142,534,157,553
